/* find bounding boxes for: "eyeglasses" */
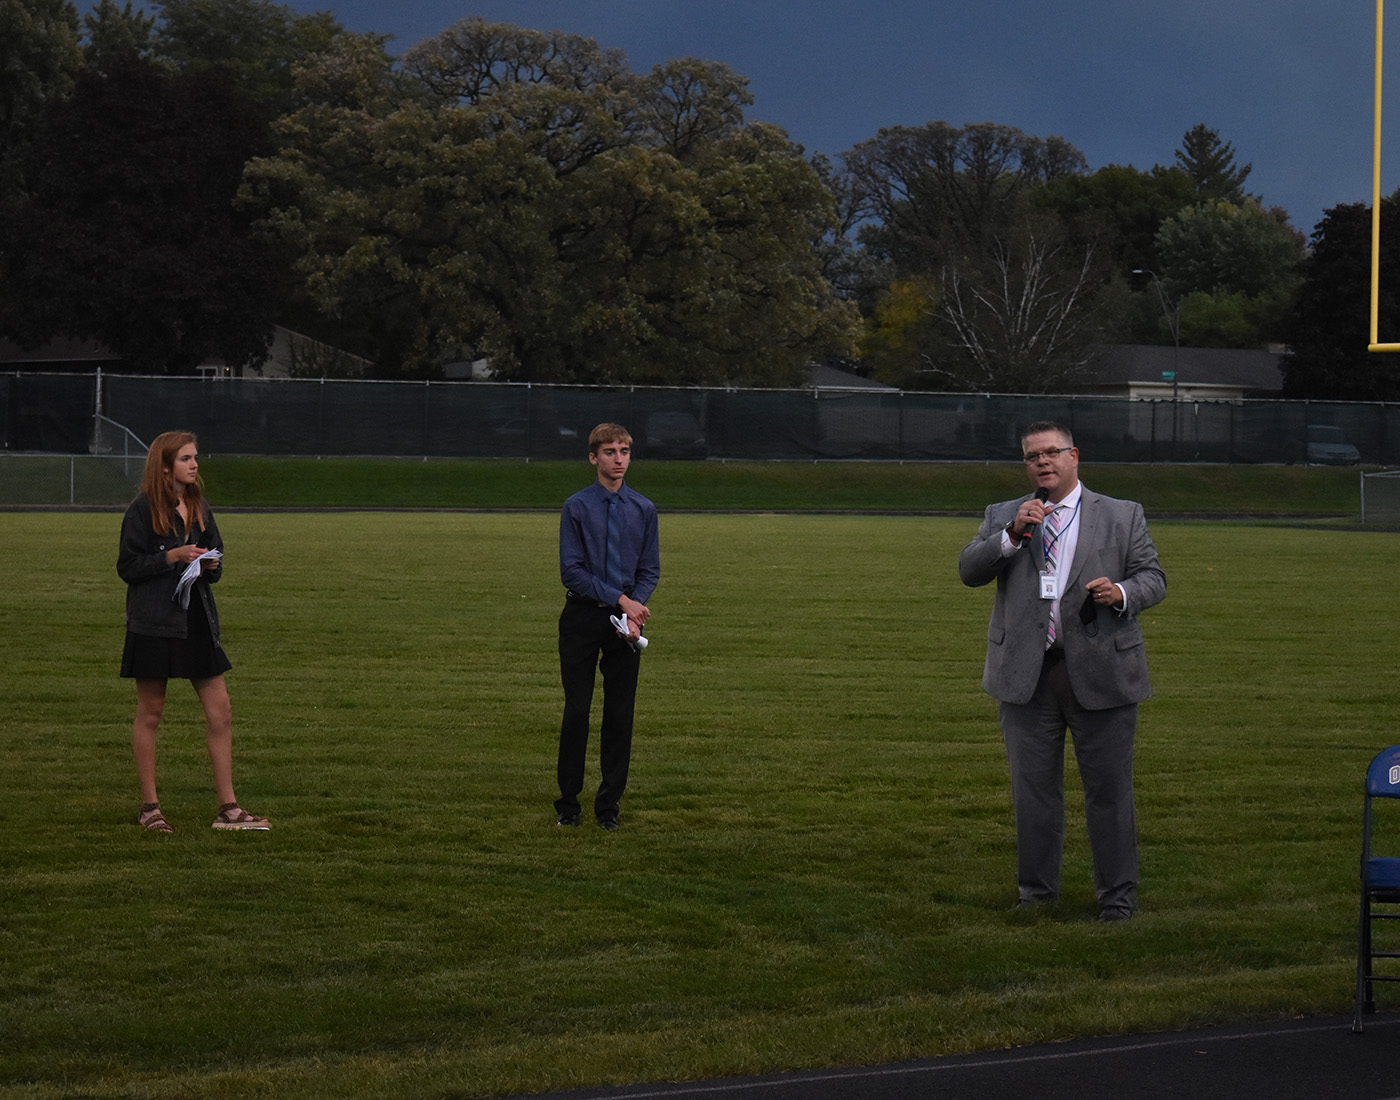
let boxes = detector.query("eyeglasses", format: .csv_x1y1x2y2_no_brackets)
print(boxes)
1022,447,1073,464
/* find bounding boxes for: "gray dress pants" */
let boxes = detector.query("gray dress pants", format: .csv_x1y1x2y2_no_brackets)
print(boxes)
998,650,1139,911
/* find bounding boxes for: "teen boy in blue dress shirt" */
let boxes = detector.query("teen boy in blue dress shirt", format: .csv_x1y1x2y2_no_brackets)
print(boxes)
556,423,660,830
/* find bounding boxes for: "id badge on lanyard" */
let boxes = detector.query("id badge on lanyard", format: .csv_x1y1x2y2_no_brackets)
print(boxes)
1036,496,1079,601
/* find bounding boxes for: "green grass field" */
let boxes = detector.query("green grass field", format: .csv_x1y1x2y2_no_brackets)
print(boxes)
204,457,1368,517
0,454,1369,516
3,505,1397,1099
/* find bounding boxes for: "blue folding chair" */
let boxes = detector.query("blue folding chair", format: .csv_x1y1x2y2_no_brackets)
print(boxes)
1354,745,1400,1032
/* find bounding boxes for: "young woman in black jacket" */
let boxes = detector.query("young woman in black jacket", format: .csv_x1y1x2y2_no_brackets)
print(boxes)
117,431,269,832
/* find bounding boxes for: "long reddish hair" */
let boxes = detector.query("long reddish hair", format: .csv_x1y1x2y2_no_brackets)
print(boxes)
141,431,208,536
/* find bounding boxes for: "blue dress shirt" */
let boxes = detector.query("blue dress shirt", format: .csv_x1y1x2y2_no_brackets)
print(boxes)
559,480,660,607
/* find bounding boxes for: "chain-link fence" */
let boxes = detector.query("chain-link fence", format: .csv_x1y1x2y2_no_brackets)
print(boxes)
1361,470,1400,524
0,453,144,505
3,371,1397,506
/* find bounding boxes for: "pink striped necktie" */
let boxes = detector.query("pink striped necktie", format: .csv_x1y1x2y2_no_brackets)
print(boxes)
1044,505,1064,648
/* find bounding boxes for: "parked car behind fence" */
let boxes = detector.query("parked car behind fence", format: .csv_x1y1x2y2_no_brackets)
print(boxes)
1306,424,1360,465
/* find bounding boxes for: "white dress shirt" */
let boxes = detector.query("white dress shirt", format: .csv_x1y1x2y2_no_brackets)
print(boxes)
1000,483,1085,645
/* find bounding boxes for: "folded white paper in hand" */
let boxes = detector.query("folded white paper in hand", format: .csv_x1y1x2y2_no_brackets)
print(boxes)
174,549,222,608
609,612,649,651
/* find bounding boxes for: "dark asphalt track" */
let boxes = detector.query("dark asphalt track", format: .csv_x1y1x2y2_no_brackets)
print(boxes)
521,1013,1400,1100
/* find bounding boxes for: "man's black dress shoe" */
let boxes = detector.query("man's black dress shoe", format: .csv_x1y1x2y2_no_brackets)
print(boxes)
556,813,580,827
1098,906,1132,923
599,818,620,831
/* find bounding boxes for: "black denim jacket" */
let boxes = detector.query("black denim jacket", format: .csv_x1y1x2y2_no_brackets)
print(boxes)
117,494,223,641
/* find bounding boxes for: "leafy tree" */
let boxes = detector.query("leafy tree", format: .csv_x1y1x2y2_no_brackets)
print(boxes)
1281,199,1400,399
1035,140,1290,348
838,122,1104,390
842,121,1087,274
1032,163,1197,282
81,0,156,69
1150,199,1303,346
1156,200,1303,299
245,18,858,382
1175,123,1252,204
0,58,284,371
1175,291,1263,348
284,24,400,113
0,0,81,194
153,0,345,119
402,16,632,109
808,151,877,311
0,0,386,374
858,275,940,387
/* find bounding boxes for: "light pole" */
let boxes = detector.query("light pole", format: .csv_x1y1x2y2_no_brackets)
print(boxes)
1133,268,1180,446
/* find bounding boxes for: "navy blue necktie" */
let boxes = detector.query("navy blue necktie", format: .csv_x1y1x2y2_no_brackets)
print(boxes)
605,495,626,592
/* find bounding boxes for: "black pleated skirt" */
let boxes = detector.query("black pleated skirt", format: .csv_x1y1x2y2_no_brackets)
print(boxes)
120,595,231,681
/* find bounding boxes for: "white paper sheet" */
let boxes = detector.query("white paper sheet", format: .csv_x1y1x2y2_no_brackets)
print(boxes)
174,549,222,608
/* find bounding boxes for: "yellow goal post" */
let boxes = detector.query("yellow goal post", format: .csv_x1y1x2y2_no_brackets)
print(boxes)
1374,0,1400,350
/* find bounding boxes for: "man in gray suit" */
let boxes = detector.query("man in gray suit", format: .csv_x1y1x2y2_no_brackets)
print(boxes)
958,421,1166,922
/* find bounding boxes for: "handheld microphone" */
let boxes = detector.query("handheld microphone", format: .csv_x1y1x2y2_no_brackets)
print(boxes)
1019,487,1051,541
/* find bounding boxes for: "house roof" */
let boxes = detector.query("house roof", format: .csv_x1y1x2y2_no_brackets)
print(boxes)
0,336,123,368
1092,344,1284,393
805,363,899,391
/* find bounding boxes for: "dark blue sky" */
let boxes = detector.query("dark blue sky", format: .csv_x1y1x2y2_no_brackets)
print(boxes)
203,2,1400,234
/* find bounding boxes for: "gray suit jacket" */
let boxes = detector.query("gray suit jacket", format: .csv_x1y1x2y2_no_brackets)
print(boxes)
958,486,1166,709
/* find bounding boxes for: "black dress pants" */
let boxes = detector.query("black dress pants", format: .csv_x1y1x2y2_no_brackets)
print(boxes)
556,599,641,822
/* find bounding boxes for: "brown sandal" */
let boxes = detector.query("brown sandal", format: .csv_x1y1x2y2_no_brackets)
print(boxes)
138,804,173,833
212,803,270,830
